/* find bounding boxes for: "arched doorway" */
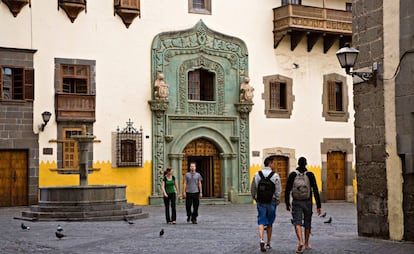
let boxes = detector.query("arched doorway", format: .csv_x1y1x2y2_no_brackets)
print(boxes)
182,138,221,198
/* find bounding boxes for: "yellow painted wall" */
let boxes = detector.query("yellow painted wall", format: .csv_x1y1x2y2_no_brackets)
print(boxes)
249,164,357,204
39,160,152,205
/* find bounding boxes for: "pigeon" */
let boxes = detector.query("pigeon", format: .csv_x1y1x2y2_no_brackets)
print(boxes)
123,216,134,225
159,229,164,237
320,212,327,218
21,223,30,230
55,231,65,239
57,225,63,232
324,217,332,224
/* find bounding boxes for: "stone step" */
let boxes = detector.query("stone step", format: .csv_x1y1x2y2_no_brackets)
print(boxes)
16,210,149,222
30,202,135,213
178,198,230,205
20,206,147,221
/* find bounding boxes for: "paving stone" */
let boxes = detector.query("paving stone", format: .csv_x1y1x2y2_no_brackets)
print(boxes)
0,203,413,253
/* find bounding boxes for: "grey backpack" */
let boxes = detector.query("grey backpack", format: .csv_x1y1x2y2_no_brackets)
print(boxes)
292,170,310,200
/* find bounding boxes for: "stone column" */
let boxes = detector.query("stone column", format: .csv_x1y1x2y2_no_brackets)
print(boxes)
235,102,253,193
148,100,169,196
169,153,184,194
72,127,95,187
220,153,236,201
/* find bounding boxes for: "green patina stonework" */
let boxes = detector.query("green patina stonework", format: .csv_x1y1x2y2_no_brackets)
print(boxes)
149,20,252,204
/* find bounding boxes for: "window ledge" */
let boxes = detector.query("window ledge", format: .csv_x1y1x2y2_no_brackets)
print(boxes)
49,168,100,174
327,111,346,116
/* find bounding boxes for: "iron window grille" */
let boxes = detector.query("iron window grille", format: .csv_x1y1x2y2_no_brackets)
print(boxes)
116,119,143,167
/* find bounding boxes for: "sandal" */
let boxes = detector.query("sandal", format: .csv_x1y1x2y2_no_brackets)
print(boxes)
296,244,304,253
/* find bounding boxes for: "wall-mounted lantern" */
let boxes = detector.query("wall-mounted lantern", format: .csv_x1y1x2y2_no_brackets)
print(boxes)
336,43,377,81
39,111,52,132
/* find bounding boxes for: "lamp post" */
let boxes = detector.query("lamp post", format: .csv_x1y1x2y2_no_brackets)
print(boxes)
336,43,375,81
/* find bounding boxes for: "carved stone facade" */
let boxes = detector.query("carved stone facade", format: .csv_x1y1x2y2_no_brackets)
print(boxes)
149,21,252,204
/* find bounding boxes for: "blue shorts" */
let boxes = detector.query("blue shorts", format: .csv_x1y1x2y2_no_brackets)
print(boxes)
257,201,277,226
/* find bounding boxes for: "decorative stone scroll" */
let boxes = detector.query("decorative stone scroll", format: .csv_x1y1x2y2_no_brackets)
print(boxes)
151,20,248,81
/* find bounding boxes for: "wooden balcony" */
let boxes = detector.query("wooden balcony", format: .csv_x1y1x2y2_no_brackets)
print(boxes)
55,94,95,122
273,4,352,52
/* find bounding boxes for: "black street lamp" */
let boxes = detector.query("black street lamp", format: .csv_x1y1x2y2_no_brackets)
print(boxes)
336,43,375,81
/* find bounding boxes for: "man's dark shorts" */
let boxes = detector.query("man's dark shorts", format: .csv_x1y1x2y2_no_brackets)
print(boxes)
292,199,313,229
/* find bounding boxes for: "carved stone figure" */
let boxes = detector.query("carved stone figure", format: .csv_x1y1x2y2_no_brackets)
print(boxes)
154,73,169,100
240,77,254,103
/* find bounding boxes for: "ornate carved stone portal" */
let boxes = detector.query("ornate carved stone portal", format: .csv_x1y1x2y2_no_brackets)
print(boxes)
149,20,252,205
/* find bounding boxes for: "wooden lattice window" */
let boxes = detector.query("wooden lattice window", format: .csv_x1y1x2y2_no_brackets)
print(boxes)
188,0,211,15
270,81,287,110
188,69,215,101
0,66,34,101
62,128,82,169
322,73,349,122
328,81,343,112
60,64,89,94
263,74,293,118
116,119,143,167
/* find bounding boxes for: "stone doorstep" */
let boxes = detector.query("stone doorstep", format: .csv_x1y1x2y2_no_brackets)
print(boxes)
177,198,231,205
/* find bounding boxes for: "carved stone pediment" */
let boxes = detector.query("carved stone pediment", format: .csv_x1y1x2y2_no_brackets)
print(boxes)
1,0,30,17
58,0,86,23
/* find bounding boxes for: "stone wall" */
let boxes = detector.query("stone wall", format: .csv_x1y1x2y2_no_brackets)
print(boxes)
352,1,389,238
0,47,39,205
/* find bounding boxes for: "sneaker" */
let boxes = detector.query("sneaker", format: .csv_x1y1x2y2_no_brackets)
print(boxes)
260,240,266,252
266,244,272,249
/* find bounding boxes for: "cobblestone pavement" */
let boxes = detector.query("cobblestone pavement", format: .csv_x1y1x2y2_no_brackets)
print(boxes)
1,203,413,253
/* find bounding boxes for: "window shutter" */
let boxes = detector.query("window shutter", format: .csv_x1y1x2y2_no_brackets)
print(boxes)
24,68,34,100
121,0,140,9
328,80,335,111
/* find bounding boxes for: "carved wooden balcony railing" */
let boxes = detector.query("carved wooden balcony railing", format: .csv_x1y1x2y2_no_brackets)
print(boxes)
1,0,30,17
55,93,95,122
273,4,352,52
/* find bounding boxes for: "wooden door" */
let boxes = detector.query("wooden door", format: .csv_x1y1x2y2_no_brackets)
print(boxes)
272,156,289,202
327,151,345,200
182,138,220,198
0,150,28,206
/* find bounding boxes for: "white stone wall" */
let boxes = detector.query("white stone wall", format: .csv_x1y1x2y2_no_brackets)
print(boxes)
0,0,354,167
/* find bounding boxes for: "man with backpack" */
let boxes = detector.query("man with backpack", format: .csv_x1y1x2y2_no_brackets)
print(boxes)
251,156,281,252
285,157,322,253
